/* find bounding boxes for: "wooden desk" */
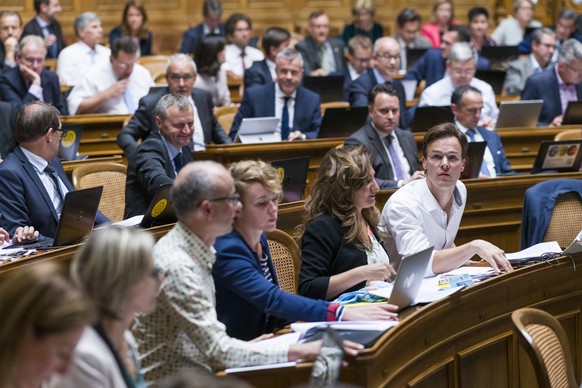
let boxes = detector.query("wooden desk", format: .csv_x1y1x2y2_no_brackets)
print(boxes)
61,114,130,158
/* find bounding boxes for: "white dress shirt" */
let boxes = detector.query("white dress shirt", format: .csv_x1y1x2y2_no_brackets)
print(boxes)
274,83,296,134
454,119,497,178
223,44,264,77
187,95,205,151
57,41,110,86
266,58,277,81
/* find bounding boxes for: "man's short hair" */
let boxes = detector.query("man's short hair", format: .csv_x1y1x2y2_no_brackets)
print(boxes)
513,0,534,14
16,35,46,56
368,83,399,106
308,10,326,22
74,12,100,38
15,101,60,143
155,93,193,121
558,7,578,22
468,7,489,21
532,27,556,45
396,8,422,28
347,35,372,56
423,122,468,160
451,84,481,107
558,39,582,64
166,53,197,75
0,11,23,27
448,24,471,43
372,36,398,54
261,27,290,54
275,47,303,67
34,0,50,14
203,0,222,16
171,161,224,218
448,42,477,62
225,13,252,37
110,36,139,57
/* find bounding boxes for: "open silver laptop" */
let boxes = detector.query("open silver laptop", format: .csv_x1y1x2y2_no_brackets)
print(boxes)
235,117,281,144
495,100,543,129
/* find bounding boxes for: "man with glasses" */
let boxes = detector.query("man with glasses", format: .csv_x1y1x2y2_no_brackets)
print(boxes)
522,39,582,126
0,35,65,114
222,13,263,78
341,35,373,101
117,53,231,161
67,36,153,115
0,101,109,239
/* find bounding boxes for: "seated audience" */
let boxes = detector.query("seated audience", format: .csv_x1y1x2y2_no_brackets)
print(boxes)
419,42,498,126
345,84,423,189
59,226,161,387
504,28,556,96
450,85,513,177
0,101,16,157
57,12,110,86
0,102,109,238
132,161,363,382
491,0,541,46
468,7,496,52
421,0,458,48
22,0,65,59
194,35,231,107
109,1,153,56
214,160,398,340
341,0,383,45
381,123,513,275
230,48,321,141
244,27,290,89
296,11,345,76
67,36,153,115
342,35,373,100
125,93,194,218
522,38,582,126
0,35,65,114
117,53,230,160
298,146,397,300
180,0,225,55
0,262,91,388
0,11,23,72
222,13,263,78
394,8,432,71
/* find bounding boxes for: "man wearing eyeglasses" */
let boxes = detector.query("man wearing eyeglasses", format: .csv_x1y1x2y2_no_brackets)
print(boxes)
117,53,231,162
0,35,65,114
341,35,372,101
67,36,153,115
0,101,109,239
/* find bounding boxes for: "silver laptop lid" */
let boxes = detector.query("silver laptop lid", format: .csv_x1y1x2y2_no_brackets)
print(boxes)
496,100,543,129
389,246,434,310
236,117,281,144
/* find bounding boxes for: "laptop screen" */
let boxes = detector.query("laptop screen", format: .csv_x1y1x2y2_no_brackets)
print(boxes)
532,140,582,173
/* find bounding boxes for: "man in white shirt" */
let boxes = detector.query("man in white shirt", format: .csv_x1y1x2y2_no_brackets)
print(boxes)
67,36,153,115
380,122,512,275
419,42,499,126
0,11,22,73
222,13,264,78
56,12,110,86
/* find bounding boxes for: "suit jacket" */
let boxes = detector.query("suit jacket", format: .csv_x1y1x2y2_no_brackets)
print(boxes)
117,87,230,161
518,29,582,55
476,126,513,175
229,83,322,140
213,230,329,341
344,123,419,189
0,101,16,158
0,147,108,237
522,68,582,125
295,37,345,76
503,56,535,96
124,132,194,218
180,23,226,54
341,67,354,101
0,44,6,72
243,60,273,89
22,18,66,58
0,66,65,114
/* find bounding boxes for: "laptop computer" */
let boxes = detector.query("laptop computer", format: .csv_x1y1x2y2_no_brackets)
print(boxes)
317,106,368,138
139,184,177,228
531,140,582,174
495,100,544,129
475,70,506,95
410,106,453,132
461,141,487,179
480,45,518,69
302,75,345,103
271,156,310,203
561,101,582,125
406,48,429,70
58,124,87,161
235,117,281,144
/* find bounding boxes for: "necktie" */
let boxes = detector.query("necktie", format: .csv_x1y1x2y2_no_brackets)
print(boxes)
385,135,405,180
320,45,331,76
241,49,247,74
281,96,290,140
44,165,64,214
123,88,136,114
173,152,184,173
465,129,491,177
89,50,96,65
43,25,58,58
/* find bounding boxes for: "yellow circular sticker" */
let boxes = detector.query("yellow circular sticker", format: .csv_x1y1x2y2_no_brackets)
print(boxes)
151,199,167,217
277,167,285,183
61,130,76,148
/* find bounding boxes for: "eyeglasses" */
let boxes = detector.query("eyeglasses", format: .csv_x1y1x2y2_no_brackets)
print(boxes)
208,194,240,205
376,53,400,61
449,67,476,76
48,128,67,139
22,57,44,65
169,74,195,81
150,265,164,278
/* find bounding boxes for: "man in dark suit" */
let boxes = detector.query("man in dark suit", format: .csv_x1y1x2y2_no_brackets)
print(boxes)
0,101,109,238
117,53,231,161
522,39,582,126
345,84,423,190
244,27,290,89
296,11,345,76
0,11,22,73
21,0,65,59
180,0,225,55
0,35,65,114
341,35,373,101
125,94,195,218
230,48,322,141
0,101,16,158
451,85,513,177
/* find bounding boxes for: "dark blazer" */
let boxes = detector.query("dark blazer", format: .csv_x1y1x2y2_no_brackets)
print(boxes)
0,147,108,237
0,44,6,72
213,230,330,341
476,126,514,175
341,67,354,101
124,132,194,218
243,60,273,89
180,23,226,55
229,83,322,140
0,101,16,158
295,37,345,76
22,18,66,58
117,87,231,161
0,66,65,114
109,26,153,56
518,29,582,55
522,68,582,125
341,22,383,45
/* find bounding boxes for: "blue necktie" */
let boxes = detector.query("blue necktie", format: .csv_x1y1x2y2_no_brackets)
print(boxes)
43,25,58,58
465,129,491,177
44,165,64,213
173,152,183,173
281,96,290,140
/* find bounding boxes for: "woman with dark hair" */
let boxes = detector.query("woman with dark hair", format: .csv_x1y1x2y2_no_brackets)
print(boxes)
109,1,153,55
194,35,231,107
468,7,496,51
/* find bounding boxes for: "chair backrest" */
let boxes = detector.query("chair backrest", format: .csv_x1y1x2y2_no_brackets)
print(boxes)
72,162,127,222
544,192,582,248
321,101,349,116
511,308,579,388
138,55,169,81
554,129,582,141
214,104,240,135
266,229,301,294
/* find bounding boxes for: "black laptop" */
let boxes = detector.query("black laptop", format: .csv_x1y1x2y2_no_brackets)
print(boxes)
461,142,487,179
58,124,87,161
480,45,518,69
410,106,454,132
318,106,368,138
475,70,506,95
531,140,582,174
139,184,177,228
302,75,345,103
271,157,310,203
561,101,582,125
406,48,429,70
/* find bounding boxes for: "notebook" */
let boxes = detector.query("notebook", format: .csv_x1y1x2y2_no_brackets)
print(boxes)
495,100,544,129
235,117,281,144
271,156,309,203
317,106,368,138
475,70,506,95
460,141,487,179
410,106,454,132
561,101,582,125
140,184,177,228
58,124,87,161
531,140,582,174
302,75,345,103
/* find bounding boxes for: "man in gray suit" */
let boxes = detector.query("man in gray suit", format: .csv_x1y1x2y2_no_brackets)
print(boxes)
504,28,556,95
394,8,432,71
344,83,424,190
